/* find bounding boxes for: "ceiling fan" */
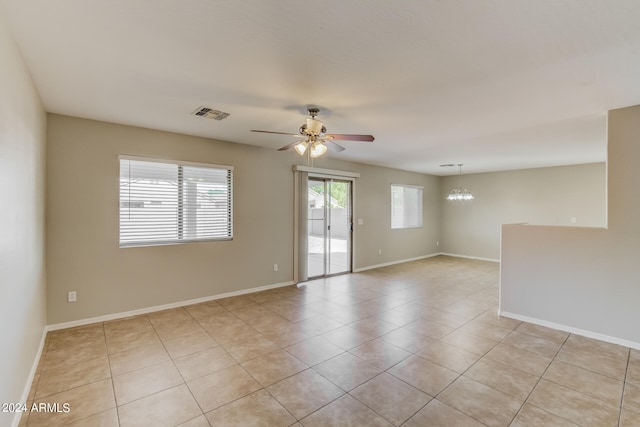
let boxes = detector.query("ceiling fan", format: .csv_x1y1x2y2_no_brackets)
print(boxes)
251,108,375,158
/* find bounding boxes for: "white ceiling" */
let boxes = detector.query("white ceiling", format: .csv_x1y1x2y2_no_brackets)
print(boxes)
3,0,640,175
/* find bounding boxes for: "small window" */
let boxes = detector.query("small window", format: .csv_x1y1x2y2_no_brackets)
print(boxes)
119,156,233,247
391,184,423,229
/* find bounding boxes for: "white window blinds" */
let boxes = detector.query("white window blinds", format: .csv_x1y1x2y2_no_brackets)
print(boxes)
391,184,423,229
119,157,233,247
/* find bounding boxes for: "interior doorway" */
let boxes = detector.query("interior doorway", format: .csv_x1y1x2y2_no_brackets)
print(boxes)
306,178,352,278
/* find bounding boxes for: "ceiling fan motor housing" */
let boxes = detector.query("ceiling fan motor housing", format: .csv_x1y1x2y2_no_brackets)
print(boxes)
306,118,324,136
299,120,326,137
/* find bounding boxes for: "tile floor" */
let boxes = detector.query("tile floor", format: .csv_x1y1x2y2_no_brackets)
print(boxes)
19,256,640,426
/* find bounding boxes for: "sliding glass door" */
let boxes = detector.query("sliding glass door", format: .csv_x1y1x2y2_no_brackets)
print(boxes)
307,178,352,278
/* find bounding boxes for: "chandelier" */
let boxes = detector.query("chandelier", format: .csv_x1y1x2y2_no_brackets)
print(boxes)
442,163,474,201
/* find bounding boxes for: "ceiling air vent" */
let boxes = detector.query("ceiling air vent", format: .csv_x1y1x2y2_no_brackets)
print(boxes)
192,106,230,121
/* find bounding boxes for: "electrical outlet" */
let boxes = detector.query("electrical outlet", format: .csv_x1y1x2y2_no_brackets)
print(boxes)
378,249,382,256
436,241,439,246
357,218,364,225
68,291,77,303
273,264,278,272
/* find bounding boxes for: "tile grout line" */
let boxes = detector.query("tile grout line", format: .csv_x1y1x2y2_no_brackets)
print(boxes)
102,321,123,427
617,347,631,427
109,312,205,423
22,331,50,426
528,337,630,412
32,324,115,425
146,310,210,425
422,326,508,427
331,276,508,426
183,299,324,424
406,311,573,425
340,329,457,426
505,332,576,426
27,258,634,426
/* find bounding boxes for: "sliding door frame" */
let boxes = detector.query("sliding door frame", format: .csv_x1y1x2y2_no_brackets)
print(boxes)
307,177,353,279
292,165,360,283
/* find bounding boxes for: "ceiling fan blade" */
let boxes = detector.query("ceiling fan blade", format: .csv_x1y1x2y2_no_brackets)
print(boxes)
323,140,345,152
251,130,303,137
325,133,375,142
277,140,303,151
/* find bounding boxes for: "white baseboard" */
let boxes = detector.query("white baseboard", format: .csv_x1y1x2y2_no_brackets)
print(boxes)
47,280,296,331
439,252,500,263
499,310,640,351
353,253,441,273
19,280,295,425
12,327,48,427
50,254,494,330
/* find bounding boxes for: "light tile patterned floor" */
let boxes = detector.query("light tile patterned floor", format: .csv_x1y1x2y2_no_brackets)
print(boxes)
19,256,640,426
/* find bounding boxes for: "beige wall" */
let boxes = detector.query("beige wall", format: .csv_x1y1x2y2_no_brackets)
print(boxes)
441,163,606,260
0,14,47,427
501,104,640,346
328,159,441,269
46,113,607,325
46,115,440,324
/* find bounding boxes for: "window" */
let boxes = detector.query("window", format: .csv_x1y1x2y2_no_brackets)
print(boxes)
119,156,233,247
391,184,423,229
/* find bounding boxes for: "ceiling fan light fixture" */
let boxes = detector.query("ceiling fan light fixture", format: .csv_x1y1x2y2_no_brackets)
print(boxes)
294,140,308,156
251,108,374,157
306,118,324,136
309,141,328,158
